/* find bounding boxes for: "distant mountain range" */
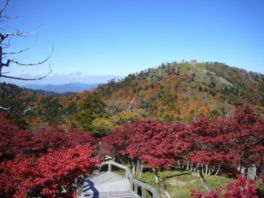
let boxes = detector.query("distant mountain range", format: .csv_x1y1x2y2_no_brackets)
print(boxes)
0,74,122,87
22,83,99,93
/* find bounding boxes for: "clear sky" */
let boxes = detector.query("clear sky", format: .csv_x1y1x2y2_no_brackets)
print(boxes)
1,0,264,83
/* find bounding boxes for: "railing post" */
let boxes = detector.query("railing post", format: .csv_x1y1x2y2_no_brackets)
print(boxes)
134,183,138,194
108,162,112,172
142,188,146,198
125,168,128,178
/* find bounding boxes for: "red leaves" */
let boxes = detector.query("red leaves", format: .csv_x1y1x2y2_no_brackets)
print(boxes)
225,177,258,198
0,121,95,160
190,151,225,166
233,104,257,125
103,120,188,169
103,104,264,176
127,121,169,166
192,177,258,198
0,121,99,197
192,188,222,198
1,145,99,197
185,104,264,172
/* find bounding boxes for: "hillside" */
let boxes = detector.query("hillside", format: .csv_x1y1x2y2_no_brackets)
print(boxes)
1,61,264,132
0,83,74,129
94,61,264,123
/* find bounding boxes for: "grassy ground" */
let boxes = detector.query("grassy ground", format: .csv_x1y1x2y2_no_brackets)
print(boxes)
134,170,233,198
112,168,233,197
110,166,264,197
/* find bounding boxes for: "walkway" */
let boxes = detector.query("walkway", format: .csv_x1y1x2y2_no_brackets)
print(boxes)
80,172,139,198
78,160,160,198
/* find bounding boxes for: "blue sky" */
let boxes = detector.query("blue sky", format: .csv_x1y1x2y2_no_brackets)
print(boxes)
1,0,264,84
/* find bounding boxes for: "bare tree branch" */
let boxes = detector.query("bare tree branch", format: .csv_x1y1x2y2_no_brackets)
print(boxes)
3,47,29,55
3,47,53,67
0,0,53,81
0,62,52,80
1,26,41,46
6,30,37,37
1,36,12,49
0,30,38,43
0,105,37,115
128,97,135,112
0,105,10,111
0,33,9,42
24,105,33,114
0,0,9,17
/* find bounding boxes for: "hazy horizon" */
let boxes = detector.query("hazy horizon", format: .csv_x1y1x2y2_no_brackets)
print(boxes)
0,73,123,86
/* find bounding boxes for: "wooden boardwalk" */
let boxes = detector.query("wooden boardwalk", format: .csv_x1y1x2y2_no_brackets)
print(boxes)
80,172,140,198
78,161,160,198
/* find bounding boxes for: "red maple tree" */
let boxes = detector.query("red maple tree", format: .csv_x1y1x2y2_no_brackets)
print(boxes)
0,121,99,197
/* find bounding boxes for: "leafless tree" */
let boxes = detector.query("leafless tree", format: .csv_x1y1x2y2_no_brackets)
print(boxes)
0,0,53,113
0,0,52,81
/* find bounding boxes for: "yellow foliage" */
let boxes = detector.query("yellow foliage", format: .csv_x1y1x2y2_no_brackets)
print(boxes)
91,117,114,134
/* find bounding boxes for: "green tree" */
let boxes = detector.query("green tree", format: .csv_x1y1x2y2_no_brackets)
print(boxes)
69,93,106,134
91,117,114,135
38,96,63,126
110,109,145,125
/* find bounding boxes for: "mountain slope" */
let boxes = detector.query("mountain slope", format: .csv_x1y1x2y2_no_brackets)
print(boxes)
1,61,264,131
0,83,74,129
95,61,264,122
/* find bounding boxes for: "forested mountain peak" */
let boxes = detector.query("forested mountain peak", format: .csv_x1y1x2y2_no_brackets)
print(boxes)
95,61,264,123
1,61,264,132
99,61,264,96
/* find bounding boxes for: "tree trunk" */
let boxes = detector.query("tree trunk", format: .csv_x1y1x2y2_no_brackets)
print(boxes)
211,165,215,173
136,160,141,175
241,167,246,177
205,165,208,175
177,161,181,169
186,161,190,171
190,164,193,172
194,163,200,172
238,161,246,177
152,168,160,183
139,162,144,178
214,163,221,176
237,162,242,172
208,167,211,176
202,165,206,175
160,180,171,198
247,164,256,180
198,168,211,192
0,46,3,75
132,161,136,176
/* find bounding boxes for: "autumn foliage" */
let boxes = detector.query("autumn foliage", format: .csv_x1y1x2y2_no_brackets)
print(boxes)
103,104,263,196
192,177,258,198
0,104,263,197
103,120,187,169
0,122,99,197
103,104,264,174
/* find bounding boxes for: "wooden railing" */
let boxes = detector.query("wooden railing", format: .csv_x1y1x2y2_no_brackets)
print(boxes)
99,160,160,198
